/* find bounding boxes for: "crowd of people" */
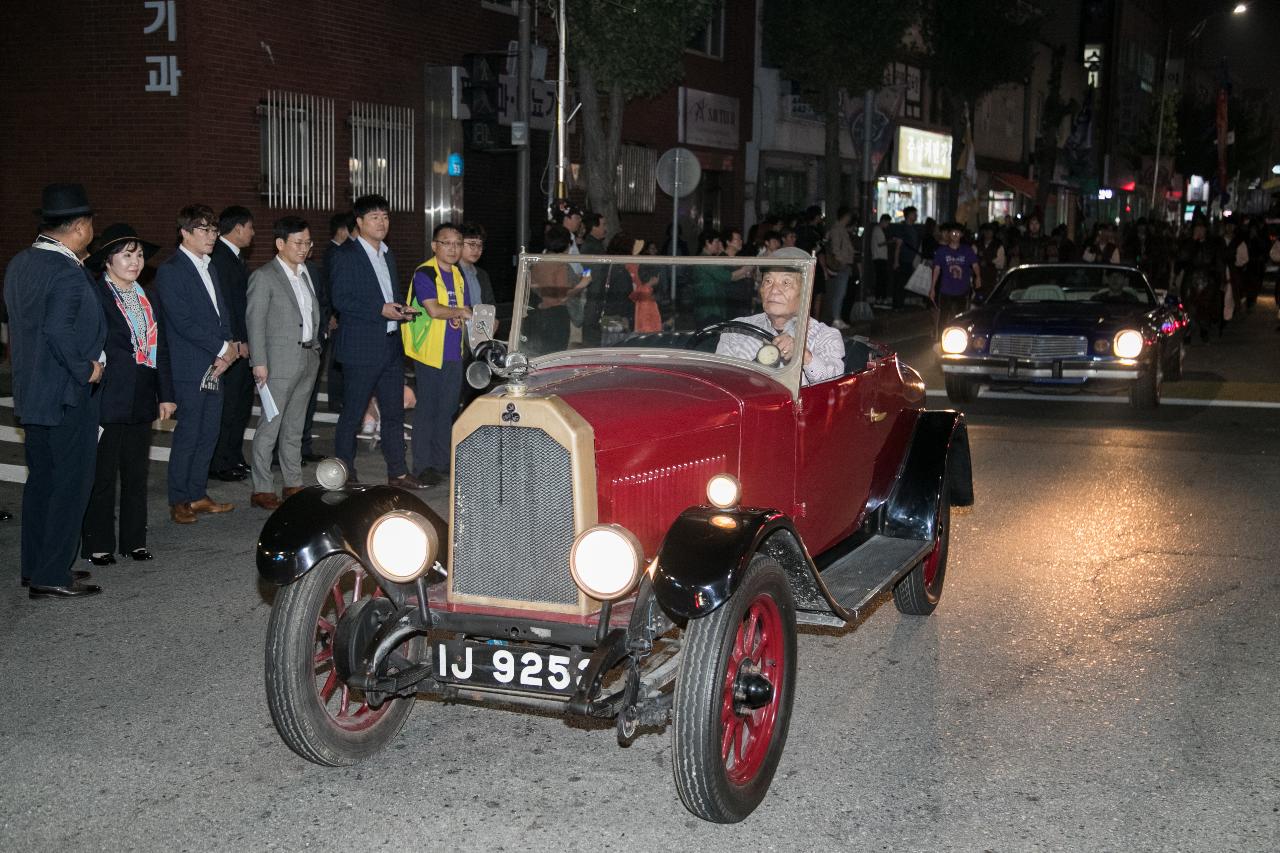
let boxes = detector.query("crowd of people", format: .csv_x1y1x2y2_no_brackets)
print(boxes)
3,184,495,599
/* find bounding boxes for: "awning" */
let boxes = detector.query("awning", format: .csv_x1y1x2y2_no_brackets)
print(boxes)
992,172,1038,198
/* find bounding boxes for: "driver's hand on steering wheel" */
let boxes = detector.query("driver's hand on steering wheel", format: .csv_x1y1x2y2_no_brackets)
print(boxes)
772,333,811,367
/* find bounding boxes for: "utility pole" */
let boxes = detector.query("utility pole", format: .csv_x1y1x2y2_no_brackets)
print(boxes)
516,0,532,251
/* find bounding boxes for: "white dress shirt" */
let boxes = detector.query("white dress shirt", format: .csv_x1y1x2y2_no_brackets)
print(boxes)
180,245,229,357
276,256,315,342
218,236,241,258
715,312,845,385
358,236,397,332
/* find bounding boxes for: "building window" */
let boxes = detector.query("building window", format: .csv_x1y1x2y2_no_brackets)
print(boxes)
885,62,923,120
259,91,336,210
987,190,1015,222
687,1,724,59
762,168,806,216
615,144,657,213
349,101,415,212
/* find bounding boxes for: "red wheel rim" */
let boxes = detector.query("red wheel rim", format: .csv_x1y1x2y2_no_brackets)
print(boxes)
312,566,391,732
719,593,786,785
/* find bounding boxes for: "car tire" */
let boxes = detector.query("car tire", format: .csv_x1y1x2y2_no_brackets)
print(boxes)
1130,366,1160,410
265,554,421,766
672,555,797,823
944,374,977,404
893,462,951,616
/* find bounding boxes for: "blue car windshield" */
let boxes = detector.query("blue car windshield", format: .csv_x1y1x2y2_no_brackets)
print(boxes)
991,267,1154,306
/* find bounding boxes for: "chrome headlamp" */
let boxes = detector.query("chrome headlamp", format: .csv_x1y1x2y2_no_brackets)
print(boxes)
940,326,969,354
569,524,643,601
366,511,438,583
1113,329,1144,359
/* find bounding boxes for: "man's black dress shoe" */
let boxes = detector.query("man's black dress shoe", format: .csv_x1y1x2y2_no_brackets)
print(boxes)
210,468,246,482
301,452,326,463
127,549,154,561
233,462,251,475
28,580,102,599
88,553,117,566
388,473,430,490
0,510,11,521
415,467,445,487
21,570,91,588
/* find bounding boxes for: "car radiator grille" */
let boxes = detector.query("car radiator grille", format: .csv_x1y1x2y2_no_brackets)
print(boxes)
451,426,579,606
989,334,1088,359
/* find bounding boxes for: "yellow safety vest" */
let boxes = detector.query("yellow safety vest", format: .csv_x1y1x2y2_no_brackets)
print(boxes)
403,257,466,367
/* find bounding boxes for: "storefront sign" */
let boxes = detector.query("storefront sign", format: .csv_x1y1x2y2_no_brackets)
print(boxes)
680,87,740,150
895,126,952,180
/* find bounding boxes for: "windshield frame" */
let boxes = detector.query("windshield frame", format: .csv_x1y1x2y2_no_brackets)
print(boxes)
988,263,1157,307
510,252,818,396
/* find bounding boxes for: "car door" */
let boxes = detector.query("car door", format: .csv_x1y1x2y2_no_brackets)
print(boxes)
795,358,894,554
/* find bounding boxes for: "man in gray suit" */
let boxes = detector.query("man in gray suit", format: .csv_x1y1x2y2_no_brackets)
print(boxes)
246,216,321,510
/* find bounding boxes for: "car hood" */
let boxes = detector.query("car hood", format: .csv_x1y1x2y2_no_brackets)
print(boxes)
518,362,748,453
963,301,1154,334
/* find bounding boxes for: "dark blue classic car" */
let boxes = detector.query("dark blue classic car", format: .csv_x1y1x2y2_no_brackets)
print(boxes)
939,264,1188,410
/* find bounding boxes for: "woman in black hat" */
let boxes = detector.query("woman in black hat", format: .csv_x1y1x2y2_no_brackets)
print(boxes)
80,224,175,566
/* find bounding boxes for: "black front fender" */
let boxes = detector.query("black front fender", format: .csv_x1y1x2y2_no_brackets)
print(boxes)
652,506,799,622
256,485,447,585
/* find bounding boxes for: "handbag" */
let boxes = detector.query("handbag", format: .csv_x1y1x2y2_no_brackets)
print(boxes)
905,263,933,298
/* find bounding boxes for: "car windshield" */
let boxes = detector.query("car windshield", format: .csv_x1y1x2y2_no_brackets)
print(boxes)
990,267,1155,306
509,253,816,378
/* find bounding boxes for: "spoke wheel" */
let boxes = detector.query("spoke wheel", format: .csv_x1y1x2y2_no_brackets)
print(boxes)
672,556,796,823
265,555,422,765
894,462,951,615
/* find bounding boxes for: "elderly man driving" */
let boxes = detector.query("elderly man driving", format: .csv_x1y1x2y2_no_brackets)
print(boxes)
715,248,845,385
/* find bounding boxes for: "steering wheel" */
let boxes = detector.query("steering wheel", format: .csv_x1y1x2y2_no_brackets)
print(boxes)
687,320,783,368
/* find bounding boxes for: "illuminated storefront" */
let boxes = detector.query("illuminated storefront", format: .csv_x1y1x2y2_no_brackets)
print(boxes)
876,125,951,221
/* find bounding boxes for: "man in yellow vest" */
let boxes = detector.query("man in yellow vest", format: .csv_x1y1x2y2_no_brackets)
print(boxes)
402,223,472,486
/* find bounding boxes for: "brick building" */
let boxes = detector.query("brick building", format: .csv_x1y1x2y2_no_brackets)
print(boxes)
1,2,754,296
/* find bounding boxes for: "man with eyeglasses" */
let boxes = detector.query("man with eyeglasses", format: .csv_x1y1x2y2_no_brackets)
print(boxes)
330,194,422,488
152,204,240,523
244,216,321,510
403,222,472,486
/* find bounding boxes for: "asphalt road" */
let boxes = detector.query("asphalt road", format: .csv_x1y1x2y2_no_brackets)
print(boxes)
1,296,1278,852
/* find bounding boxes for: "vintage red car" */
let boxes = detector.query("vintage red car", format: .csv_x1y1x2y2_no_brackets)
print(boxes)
258,250,973,823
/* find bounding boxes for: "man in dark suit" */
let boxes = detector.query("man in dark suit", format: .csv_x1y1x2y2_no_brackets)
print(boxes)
3,183,107,598
208,205,255,480
329,194,424,488
299,211,353,459
153,204,240,523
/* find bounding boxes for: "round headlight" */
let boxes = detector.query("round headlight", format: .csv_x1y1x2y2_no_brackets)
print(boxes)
315,457,349,490
706,473,741,509
366,511,437,583
1113,329,1144,359
940,327,970,354
569,524,642,601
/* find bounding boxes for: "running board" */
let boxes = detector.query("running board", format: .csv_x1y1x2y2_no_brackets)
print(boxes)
796,535,933,628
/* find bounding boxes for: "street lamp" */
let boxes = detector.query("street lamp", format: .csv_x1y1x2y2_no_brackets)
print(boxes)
1151,2,1248,212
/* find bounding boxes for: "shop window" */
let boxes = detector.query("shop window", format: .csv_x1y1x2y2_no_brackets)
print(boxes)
615,144,657,214
762,168,807,217
349,101,415,212
987,190,1015,223
687,1,724,59
258,90,335,210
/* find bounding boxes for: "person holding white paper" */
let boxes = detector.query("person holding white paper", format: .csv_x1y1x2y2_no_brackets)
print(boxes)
246,216,321,510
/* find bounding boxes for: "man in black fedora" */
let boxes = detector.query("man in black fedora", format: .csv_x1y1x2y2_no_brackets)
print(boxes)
3,183,108,598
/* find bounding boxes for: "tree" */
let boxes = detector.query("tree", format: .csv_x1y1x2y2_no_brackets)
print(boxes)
763,0,916,215
565,0,713,233
920,0,1041,219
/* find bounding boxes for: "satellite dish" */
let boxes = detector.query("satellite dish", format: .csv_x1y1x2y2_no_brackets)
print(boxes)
656,147,701,199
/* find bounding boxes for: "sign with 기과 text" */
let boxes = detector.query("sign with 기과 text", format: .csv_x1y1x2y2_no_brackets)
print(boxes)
894,126,953,180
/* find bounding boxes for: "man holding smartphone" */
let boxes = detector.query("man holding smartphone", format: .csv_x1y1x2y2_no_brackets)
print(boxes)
329,194,424,489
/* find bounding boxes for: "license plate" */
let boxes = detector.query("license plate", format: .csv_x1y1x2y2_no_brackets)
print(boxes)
433,640,589,695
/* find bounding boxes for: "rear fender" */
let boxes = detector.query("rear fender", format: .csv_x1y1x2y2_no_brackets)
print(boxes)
884,410,974,542
256,485,446,585
653,507,818,621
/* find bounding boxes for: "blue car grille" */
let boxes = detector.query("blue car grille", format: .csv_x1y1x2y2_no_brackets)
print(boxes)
451,426,579,606
990,334,1088,359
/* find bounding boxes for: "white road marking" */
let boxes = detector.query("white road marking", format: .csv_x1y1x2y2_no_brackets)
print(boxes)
924,388,1280,410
